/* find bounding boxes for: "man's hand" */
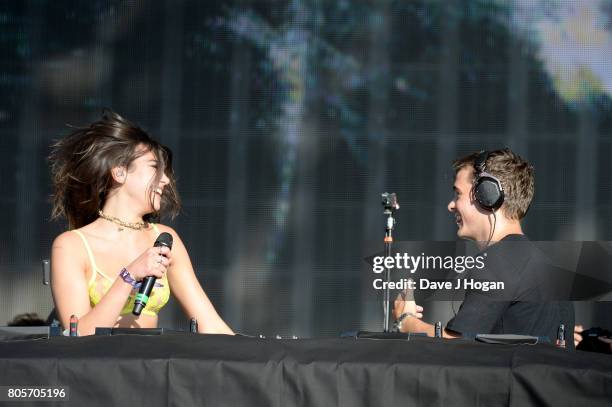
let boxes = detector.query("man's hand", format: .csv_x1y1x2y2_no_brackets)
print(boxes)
392,290,462,338
574,324,584,348
393,291,423,332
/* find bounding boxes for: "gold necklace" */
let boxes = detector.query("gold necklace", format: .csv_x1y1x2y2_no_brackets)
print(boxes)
98,210,147,231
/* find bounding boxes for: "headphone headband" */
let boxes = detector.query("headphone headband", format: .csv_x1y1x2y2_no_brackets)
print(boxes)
474,150,489,175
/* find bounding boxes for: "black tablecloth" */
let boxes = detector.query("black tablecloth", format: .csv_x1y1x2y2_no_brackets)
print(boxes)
0,334,610,406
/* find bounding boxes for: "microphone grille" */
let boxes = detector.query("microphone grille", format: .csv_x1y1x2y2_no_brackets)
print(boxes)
154,232,173,249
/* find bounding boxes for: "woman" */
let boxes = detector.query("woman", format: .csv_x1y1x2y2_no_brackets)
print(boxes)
49,110,233,336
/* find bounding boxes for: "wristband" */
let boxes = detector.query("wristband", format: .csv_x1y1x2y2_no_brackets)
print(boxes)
119,268,140,288
118,268,164,289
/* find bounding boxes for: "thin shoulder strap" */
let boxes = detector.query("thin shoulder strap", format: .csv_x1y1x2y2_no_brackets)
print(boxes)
71,230,98,271
71,229,109,284
151,223,160,234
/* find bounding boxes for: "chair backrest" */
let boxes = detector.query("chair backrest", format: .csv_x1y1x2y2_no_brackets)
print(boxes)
42,259,60,327
42,259,50,285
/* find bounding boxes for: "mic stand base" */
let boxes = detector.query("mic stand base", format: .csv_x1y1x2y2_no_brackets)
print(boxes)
341,331,428,340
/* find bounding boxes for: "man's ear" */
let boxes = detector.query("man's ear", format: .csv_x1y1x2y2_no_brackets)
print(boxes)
111,166,127,184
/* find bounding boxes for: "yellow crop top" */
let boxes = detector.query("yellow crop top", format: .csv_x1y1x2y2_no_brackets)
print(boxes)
72,225,170,317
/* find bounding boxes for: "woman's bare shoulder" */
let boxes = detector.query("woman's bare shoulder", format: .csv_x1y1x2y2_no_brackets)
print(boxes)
52,229,82,249
51,230,89,273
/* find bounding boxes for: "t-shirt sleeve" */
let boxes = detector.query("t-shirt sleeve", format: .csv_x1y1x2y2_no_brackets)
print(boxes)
446,292,510,336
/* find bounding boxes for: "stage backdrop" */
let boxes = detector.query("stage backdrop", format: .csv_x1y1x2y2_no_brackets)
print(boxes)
0,0,611,336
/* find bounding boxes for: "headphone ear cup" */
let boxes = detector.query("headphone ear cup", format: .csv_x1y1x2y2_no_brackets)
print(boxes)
473,177,504,211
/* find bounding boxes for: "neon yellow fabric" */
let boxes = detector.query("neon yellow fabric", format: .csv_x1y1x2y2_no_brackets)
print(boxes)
72,225,170,316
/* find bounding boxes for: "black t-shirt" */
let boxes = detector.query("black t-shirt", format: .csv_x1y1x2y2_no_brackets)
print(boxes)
446,234,575,348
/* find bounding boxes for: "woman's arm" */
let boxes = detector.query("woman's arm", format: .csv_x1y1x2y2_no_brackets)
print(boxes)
160,225,234,334
50,231,133,335
51,231,168,335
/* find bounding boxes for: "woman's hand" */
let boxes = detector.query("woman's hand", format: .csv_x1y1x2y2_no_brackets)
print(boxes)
125,245,172,280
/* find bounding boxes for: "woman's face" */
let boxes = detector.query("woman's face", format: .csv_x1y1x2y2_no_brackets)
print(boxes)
123,147,170,213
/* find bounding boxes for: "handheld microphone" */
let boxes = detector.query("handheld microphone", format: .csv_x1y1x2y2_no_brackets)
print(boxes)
132,232,173,316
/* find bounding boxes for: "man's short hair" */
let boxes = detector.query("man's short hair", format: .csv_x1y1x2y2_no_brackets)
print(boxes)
453,148,535,220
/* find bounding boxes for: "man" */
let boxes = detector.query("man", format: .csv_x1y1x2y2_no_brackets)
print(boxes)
394,148,575,346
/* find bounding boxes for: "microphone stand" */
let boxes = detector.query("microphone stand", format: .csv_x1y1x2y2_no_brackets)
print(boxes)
348,193,418,341
381,193,399,332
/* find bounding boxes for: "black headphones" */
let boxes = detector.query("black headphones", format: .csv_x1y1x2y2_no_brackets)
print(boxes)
473,151,504,211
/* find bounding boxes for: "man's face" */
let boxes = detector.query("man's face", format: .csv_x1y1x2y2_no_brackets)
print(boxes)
447,167,492,241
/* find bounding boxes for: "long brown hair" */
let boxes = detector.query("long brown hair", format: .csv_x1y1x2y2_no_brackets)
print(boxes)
50,110,180,229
